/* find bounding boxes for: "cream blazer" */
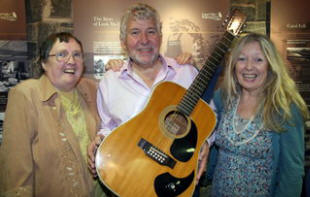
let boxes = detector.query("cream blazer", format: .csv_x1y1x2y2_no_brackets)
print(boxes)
0,75,100,197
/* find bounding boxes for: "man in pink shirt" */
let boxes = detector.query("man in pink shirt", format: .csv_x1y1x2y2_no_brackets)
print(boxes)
89,3,198,156
88,3,216,196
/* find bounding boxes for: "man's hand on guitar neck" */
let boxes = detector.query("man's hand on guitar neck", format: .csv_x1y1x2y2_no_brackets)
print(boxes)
87,134,105,177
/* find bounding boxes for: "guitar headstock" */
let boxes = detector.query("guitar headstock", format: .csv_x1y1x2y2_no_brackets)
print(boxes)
225,9,247,36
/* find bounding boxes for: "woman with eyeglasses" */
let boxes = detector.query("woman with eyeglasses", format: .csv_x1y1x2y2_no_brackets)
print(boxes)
0,32,106,197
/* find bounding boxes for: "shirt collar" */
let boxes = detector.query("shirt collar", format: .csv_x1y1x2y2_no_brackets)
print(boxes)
119,55,177,79
38,74,58,102
38,74,92,103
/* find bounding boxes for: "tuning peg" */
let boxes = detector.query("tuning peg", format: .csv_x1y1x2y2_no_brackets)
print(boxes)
222,18,229,26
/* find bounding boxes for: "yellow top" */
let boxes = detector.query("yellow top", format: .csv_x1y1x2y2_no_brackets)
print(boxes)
58,89,89,161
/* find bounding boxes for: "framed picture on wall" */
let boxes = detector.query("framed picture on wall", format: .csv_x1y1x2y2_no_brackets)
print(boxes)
0,41,30,144
0,0,26,40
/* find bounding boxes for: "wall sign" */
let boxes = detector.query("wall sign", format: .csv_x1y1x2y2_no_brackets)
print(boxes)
0,0,26,40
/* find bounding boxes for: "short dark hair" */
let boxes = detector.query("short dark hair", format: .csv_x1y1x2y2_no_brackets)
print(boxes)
33,32,83,78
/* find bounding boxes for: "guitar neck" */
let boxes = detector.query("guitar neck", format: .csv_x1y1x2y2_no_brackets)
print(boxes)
177,31,235,116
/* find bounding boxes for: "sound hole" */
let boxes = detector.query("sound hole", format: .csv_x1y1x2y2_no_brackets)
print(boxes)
164,111,188,137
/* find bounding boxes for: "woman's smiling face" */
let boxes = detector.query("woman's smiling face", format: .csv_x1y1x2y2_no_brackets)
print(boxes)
43,38,84,91
235,41,269,94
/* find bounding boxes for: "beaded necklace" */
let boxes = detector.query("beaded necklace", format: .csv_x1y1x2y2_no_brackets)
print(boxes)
227,96,264,146
233,113,254,134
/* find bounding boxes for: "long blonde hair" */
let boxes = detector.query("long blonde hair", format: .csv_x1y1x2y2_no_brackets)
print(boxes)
222,33,309,131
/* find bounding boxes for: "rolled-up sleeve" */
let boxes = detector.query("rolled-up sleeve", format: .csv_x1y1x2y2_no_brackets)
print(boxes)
96,81,115,137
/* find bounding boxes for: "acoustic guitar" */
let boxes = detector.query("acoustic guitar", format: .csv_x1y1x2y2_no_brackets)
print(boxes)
96,10,246,197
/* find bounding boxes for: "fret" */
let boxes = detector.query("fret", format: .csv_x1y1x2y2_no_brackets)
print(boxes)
193,78,209,89
202,71,215,81
204,59,218,69
216,42,229,51
184,93,200,104
213,49,225,58
212,52,224,61
191,79,208,90
216,45,227,54
203,63,217,73
207,58,220,69
181,93,197,104
208,53,222,63
177,101,191,112
184,98,199,108
177,102,193,116
188,87,202,97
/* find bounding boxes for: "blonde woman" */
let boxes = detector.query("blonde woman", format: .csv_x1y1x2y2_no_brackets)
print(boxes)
206,33,309,196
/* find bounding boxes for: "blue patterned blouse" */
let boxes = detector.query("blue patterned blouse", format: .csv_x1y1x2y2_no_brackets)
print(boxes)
211,97,274,197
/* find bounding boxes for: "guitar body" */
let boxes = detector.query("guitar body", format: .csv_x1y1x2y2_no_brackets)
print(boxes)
96,81,216,197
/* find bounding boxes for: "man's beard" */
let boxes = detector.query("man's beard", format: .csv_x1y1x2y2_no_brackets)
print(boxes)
129,51,160,66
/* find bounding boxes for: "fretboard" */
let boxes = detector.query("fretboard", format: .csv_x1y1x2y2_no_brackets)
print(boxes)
177,32,235,116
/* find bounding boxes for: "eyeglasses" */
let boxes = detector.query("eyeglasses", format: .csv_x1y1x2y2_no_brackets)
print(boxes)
48,50,83,63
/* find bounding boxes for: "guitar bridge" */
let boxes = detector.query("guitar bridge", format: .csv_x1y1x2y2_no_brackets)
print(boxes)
138,138,176,169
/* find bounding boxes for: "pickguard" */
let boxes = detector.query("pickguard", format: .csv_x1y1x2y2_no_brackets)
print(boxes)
154,171,195,197
171,120,197,162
